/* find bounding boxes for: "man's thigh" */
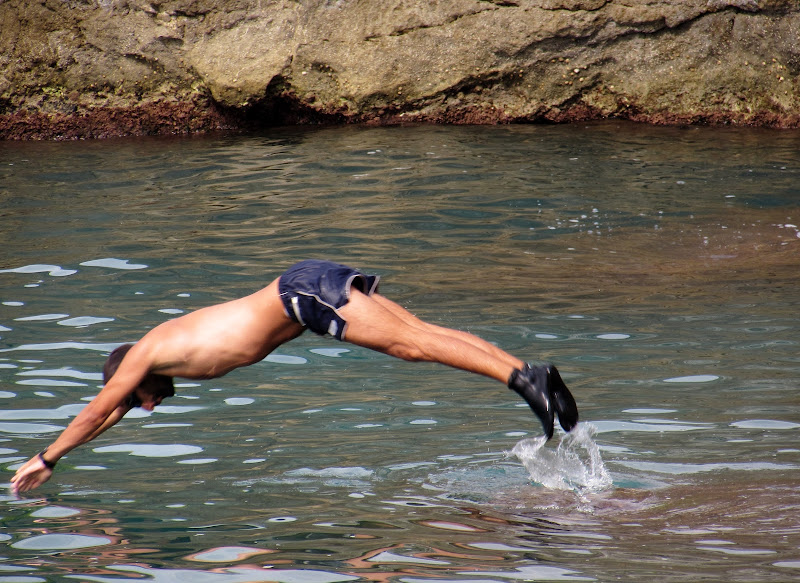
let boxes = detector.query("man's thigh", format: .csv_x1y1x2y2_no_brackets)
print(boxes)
339,290,420,354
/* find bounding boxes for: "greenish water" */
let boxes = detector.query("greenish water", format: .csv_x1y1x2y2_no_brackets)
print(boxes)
0,123,799,581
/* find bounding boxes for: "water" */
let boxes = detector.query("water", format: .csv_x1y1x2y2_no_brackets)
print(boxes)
511,424,612,496
0,123,799,581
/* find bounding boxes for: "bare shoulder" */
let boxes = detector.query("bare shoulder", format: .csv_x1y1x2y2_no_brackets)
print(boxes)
116,335,161,376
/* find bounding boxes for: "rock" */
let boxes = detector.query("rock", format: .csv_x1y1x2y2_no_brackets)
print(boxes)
0,0,798,139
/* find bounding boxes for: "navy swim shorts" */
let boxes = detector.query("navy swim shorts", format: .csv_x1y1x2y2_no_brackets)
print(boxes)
278,260,380,340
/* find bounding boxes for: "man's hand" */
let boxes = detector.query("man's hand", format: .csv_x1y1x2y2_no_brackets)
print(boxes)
8,400,131,496
10,455,53,495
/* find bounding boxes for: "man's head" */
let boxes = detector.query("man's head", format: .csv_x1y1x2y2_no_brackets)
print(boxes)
103,343,175,409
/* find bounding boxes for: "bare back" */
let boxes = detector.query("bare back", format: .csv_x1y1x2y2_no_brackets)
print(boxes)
130,279,305,380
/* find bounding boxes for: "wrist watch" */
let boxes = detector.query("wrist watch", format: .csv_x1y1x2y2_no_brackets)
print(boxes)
38,449,57,470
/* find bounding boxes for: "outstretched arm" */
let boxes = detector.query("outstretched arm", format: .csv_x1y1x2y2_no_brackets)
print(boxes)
10,352,150,495
10,403,130,494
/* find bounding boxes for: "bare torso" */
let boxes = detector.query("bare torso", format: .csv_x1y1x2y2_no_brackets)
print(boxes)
136,279,305,379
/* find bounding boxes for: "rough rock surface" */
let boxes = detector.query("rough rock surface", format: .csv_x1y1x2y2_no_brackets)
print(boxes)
1,0,799,139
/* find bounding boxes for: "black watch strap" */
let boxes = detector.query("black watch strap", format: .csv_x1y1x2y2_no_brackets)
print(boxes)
38,450,56,470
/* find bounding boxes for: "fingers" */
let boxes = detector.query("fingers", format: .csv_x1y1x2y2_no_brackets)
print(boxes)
10,456,52,495
12,470,49,494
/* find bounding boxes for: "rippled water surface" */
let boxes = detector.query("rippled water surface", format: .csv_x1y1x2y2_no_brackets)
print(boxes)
1,123,799,581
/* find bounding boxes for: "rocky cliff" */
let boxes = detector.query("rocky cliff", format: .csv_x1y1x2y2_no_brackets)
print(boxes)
1,0,799,139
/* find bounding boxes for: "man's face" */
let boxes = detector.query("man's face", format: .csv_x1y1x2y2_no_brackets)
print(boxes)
127,385,171,411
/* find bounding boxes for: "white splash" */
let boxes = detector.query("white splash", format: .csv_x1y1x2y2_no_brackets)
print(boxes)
510,423,612,494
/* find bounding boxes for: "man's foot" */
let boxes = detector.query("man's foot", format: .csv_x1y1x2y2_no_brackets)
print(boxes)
546,364,579,432
507,363,580,439
508,364,554,439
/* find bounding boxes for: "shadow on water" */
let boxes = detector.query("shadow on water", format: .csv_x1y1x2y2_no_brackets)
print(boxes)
0,122,799,581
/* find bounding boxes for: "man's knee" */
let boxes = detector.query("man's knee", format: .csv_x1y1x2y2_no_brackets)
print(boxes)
390,342,427,362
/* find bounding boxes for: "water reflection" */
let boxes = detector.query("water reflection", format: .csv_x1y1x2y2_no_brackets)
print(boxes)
1,123,799,581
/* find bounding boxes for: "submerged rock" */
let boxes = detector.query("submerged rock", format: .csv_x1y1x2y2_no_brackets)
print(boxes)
1,0,798,139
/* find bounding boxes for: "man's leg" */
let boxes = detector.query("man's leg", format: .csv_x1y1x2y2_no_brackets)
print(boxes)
339,289,523,383
371,294,524,371
338,289,578,438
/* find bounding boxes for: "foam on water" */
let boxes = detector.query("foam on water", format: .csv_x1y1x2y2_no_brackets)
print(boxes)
510,423,612,494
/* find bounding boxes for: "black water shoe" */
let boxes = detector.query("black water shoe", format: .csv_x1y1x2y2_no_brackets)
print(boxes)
508,364,554,440
546,364,579,432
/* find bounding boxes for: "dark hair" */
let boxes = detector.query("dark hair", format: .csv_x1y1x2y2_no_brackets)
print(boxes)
103,343,175,407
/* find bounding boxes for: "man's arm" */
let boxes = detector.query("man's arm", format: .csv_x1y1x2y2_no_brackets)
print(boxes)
10,353,150,495
10,402,131,494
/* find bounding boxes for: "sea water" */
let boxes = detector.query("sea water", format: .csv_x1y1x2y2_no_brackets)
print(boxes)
511,424,612,496
0,122,799,581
